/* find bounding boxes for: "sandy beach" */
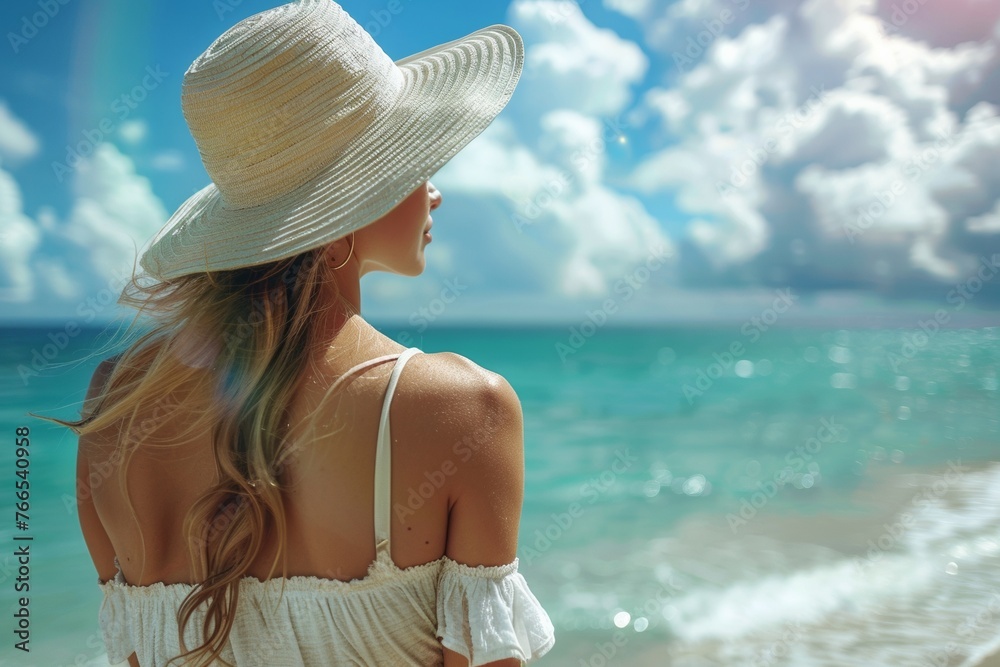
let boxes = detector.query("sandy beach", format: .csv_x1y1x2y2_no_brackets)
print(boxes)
974,646,1000,667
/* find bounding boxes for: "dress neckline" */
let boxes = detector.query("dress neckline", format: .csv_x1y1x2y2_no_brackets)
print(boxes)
98,552,521,593
98,550,449,593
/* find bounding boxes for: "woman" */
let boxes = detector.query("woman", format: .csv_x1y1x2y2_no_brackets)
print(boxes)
33,1,556,665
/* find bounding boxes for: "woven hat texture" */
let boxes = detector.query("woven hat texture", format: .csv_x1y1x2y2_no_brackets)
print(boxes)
138,0,524,281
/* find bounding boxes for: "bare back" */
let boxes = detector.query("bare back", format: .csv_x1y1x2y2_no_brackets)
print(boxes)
85,334,476,586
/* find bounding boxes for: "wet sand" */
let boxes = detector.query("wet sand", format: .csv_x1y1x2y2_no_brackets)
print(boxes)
974,646,1000,667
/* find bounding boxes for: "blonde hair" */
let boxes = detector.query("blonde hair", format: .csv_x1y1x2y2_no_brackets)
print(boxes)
31,245,354,666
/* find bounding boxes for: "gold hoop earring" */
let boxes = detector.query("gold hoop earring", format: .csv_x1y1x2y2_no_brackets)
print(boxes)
331,232,355,270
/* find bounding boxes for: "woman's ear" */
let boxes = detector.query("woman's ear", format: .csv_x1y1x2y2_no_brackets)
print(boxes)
324,237,349,266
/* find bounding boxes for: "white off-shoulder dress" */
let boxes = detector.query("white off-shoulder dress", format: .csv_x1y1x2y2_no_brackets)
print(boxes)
96,347,556,666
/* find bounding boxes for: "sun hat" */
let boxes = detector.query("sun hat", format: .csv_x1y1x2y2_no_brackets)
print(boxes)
137,0,524,281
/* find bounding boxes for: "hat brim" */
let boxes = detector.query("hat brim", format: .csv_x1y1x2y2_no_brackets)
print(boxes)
139,24,524,281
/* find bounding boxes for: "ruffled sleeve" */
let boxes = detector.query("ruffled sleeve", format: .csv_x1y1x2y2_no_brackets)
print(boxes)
436,557,555,666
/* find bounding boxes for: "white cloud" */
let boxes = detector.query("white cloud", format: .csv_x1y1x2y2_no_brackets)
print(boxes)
781,88,915,169
435,113,675,298
34,257,80,300
1,136,171,312
966,200,1000,233
547,186,675,296
36,206,58,232
537,110,611,185
640,14,796,137
0,100,40,164
798,160,947,239
150,150,185,171
603,0,655,20
909,235,961,280
604,0,763,54
508,0,649,117
118,119,148,145
63,143,169,286
1,139,171,315
433,118,564,202
626,0,1000,290
0,165,42,302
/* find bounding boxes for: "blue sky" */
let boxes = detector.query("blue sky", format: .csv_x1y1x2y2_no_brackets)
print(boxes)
2,0,1000,326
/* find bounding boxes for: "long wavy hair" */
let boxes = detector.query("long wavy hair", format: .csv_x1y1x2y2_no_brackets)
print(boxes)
31,244,355,666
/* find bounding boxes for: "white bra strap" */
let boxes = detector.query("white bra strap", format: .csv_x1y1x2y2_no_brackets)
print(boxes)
374,347,423,553
326,353,401,397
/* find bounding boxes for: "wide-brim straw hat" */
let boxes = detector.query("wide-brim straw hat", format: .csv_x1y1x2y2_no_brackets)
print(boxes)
138,0,523,281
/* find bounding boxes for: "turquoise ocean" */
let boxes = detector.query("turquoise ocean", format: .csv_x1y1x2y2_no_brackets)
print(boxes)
1,324,999,666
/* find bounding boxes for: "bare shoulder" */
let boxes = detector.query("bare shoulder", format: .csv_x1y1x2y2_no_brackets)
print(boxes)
398,351,526,566
405,350,515,394
394,350,524,488
399,350,522,427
